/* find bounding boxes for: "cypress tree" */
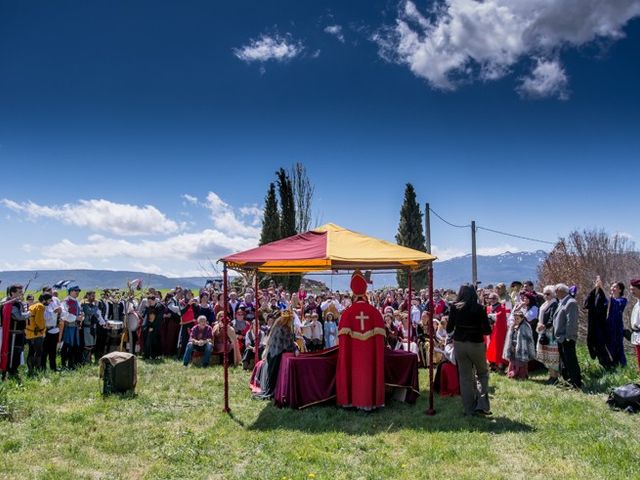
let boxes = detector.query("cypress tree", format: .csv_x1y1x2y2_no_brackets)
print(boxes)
276,168,301,291
396,183,427,289
259,183,280,245
276,168,296,239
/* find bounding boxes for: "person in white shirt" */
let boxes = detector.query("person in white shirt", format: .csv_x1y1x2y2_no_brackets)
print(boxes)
41,286,62,371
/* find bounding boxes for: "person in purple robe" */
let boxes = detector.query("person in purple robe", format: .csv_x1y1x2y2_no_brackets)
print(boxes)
606,281,628,368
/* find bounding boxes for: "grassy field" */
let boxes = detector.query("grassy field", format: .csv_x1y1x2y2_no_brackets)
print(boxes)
1,350,640,480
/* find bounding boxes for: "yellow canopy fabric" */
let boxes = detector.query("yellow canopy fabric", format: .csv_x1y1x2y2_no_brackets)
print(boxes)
222,223,436,273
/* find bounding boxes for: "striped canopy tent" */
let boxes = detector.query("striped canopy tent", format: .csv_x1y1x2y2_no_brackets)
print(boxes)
218,223,438,415
222,223,436,273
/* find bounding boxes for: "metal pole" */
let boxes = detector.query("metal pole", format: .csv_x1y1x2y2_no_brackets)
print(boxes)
426,263,435,415
254,272,260,369
407,270,412,345
425,203,431,254
471,221,478,287
222,264,230,413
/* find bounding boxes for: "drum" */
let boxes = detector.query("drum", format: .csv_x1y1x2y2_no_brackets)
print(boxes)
106,320,124,352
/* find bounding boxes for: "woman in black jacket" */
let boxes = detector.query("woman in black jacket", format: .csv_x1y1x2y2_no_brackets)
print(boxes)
446,285,492,416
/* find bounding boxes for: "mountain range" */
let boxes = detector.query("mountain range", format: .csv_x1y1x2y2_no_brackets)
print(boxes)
0,250,548,292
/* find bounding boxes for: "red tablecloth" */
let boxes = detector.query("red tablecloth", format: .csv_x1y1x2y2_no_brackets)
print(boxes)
250,346,420,409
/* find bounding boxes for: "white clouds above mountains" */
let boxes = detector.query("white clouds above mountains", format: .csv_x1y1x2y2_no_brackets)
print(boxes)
374,0,640,98
1,198,179,236
234,33,304,63
1,192,262,276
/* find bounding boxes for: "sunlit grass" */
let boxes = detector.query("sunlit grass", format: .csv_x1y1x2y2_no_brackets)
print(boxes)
1,349,639,480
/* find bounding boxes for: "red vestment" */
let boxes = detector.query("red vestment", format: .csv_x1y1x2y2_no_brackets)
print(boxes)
486,303,509,366
1,301,13,372
336,301,386,408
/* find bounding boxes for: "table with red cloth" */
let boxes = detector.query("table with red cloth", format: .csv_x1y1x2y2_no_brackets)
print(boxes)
250,346,420,409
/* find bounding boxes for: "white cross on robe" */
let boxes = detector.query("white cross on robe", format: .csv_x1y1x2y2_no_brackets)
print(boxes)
356,311,369,330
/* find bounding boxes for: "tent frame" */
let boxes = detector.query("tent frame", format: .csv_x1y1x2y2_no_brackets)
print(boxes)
220,261,436,416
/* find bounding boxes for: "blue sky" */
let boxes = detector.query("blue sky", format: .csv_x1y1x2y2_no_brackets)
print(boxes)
1,1,639,277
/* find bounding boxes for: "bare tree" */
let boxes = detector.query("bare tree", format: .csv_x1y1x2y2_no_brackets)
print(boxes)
539,229,640,337
290,162,314,233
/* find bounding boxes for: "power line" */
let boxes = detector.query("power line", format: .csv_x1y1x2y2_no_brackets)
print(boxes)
427,206,555,245
476,226,556,245
428,207,471,229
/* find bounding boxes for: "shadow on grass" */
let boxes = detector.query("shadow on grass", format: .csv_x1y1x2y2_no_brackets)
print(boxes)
247,395,534,435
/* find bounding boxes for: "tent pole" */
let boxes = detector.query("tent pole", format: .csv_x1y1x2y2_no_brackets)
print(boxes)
407,269,412,345
222,263,230,413
254,271,260,369
426,263,436,415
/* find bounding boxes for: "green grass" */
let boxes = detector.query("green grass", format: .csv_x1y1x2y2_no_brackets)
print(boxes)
1,351,640,480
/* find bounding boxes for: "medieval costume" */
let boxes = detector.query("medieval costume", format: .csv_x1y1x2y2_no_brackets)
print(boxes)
142,301,164,359
162,295,181,356
485,301,508,369
336,271,386,410
177,299,197,359
584,287,613,369
42,294,61,371
26,298,47,375
81,297,102,364
323,311,338,348
242,323,265,370
256,310,296,399
61,287,83,369
1,295,29,378
503,315,536,380
606,295,627,368
536,296,560,380
211,316,241,365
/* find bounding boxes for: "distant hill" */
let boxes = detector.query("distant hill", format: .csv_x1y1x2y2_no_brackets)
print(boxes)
0,251,548,293
0,269,212,291
308,250,549,290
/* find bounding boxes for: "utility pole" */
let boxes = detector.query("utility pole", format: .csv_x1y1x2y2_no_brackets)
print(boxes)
425,203,431,254
471,221,478,287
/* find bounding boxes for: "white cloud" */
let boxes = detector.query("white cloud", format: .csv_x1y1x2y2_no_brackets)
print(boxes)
234,33,304,63
518,58,569,99
181,194,198,205
324,24,345,42
42,229,258,261
375,0,640,94
1,198,178,236
0,258,94,270
204,192,261,238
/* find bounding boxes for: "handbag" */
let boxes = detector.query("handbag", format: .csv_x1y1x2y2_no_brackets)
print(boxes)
538,332,549,346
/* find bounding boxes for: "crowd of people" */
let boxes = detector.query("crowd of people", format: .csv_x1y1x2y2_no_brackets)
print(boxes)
2,276,640,415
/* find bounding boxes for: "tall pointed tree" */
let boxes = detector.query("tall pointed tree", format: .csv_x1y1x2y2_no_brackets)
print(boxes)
276,168,301,291
396,183,427,289
259,182,280,246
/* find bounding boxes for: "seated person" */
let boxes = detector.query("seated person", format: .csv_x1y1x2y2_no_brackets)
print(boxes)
302,311,324,351
232,308,250,354
183,315,214,367
398,312,418,354
212,311,241,365
242,318,266,370
384,312,399,350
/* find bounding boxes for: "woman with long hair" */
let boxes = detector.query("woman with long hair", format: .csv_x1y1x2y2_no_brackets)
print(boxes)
256,310,297,399
446,285,492,416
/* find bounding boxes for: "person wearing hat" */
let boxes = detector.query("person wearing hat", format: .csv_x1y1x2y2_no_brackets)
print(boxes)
552,283,581,388
336,270,386,410
60,285,84,369
629,279,640,371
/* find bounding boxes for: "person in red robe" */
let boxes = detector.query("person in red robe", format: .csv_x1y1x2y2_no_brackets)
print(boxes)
485,292,509,371
336,270,386,410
